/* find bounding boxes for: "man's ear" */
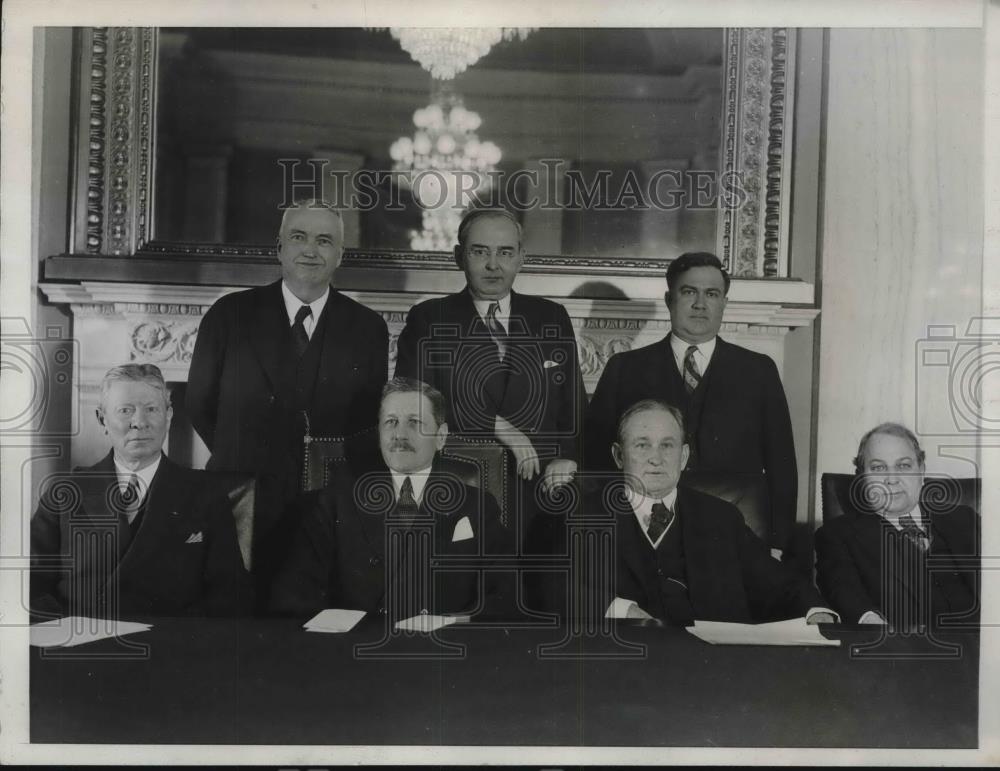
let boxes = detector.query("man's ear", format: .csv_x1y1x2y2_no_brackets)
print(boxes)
95,408,106,431
611,443,624,470
664,290,672,308
453,245,464,270
435,421,449,451
680,442,691,470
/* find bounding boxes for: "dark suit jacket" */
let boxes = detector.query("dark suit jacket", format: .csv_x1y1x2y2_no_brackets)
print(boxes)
186,280,388,482
30,452,253,620
815,502,980,625
585,334,797,549
589,483,823,623
394,289,585,464
270,466,513,620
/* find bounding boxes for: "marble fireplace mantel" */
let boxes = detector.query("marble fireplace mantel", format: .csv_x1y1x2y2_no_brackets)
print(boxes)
38,278,818,466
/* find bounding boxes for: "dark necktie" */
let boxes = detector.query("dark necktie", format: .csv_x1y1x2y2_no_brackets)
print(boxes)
683,345,702,395
898,513,929,551
292,304,312,357
485,302,508,361
120,474,141,522
395,476,419,522
648,501,674,543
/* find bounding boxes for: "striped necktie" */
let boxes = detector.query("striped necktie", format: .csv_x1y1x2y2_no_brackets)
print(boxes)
485,302,508,360
683,345,702,394
898,514,929,551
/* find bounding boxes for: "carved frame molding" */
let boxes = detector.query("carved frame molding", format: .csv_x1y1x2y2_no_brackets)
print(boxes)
65,26,795,279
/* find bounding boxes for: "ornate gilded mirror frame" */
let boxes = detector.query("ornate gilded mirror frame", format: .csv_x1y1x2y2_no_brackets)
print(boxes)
59,26,795,281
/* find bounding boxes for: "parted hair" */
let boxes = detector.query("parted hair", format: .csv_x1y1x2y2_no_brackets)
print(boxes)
665,251,731,295
852,422,926,474
456,207,523,249
98,363,170,409
381,377,448,429
615,399,687,445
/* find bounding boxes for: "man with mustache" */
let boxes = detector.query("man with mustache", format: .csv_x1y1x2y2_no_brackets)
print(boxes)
585,252,798,558
30,364,252,620
186,199,388,606
270,377,511,620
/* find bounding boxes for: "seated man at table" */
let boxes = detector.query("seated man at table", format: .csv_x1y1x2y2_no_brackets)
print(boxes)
815,422,979,629
588,399,832,624
30,364,253,621
270,377,511,620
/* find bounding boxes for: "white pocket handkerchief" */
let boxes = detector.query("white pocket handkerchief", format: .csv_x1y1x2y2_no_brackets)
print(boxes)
185,531,203,544
543,359,560,369
451,516,474,542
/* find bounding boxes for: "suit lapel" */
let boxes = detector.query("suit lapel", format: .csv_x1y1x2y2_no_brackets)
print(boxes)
247,281,291,393
113,456,187,578
314,290,354,413
605,483,652,596
454,290,508,413
649,335,686,399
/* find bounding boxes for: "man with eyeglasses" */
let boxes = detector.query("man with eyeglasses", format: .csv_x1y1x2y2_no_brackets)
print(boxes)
815,422,979,629
394,207,585,611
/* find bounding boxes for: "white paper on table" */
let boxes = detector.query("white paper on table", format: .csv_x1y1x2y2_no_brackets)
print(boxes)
686,617,841,647
29,616,153,648
394,614,471,633
303,608,366,634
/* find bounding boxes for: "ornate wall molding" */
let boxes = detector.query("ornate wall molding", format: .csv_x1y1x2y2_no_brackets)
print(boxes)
72,27,157,256
718,28,795,277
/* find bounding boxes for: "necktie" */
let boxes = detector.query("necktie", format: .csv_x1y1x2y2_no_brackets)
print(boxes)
291,304,312,357
485,302,508,360
648,501,674,542
898,514,929,551
683,345,702,395
120,474,141,524
395,476,419,522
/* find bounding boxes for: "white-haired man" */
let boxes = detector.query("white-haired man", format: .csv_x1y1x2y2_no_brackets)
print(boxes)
31,364,252,620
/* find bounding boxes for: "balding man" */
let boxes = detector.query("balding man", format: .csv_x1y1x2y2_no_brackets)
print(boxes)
187,199,389,600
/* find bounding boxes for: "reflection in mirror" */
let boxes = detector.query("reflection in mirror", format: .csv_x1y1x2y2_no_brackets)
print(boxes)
154,28,722,259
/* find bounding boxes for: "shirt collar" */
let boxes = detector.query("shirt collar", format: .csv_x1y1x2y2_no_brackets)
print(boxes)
623,484,678,547
670,333,717,368
390,467,434,507
113,452,161,500
281,281,330,326
883,503,925,531
470,290,511,328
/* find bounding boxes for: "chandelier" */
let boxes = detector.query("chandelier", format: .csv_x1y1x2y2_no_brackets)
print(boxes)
389,28,536,80
390,96,502,251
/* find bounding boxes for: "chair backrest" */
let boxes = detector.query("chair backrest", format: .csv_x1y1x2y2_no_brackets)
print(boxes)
820,473,982,522
302,435,347,492
204,471,255,571
680,469,771,542
439,435,510,527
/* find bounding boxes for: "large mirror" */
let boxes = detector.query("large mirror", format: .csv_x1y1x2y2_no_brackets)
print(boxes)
63,27,794,278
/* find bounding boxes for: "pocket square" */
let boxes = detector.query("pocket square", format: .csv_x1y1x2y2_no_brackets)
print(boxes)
185,531,203,544
451,516,474,542
543,359,561,369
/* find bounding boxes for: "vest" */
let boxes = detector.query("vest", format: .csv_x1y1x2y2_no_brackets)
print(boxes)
629,514,696,626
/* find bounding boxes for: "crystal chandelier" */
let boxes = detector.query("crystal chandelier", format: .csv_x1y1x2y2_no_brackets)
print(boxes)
389,28,536,80
390,95,502,251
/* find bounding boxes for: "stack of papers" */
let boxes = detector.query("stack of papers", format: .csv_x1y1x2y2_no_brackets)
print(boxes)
395,614,470,633
686,617,841,647
304,608,366,634
30,617,152,648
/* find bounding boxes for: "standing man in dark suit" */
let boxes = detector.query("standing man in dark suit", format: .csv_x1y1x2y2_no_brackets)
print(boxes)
394,208,585,608
270,377,511,620
588,399,830,624
815,423,979,629
31,364,252,621
585,252,797,554
186,199,388,600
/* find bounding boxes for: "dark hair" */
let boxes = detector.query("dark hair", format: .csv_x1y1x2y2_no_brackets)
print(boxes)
615,399,686,445
380,377,447,428
456,207,523,250
853,422,926,473
665,251,731,295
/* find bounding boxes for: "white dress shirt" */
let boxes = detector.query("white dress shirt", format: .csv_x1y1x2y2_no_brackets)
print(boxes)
281,281,330,340
113,452,161,519
471,292,511,333
669,333,717,378
389,467,433,507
